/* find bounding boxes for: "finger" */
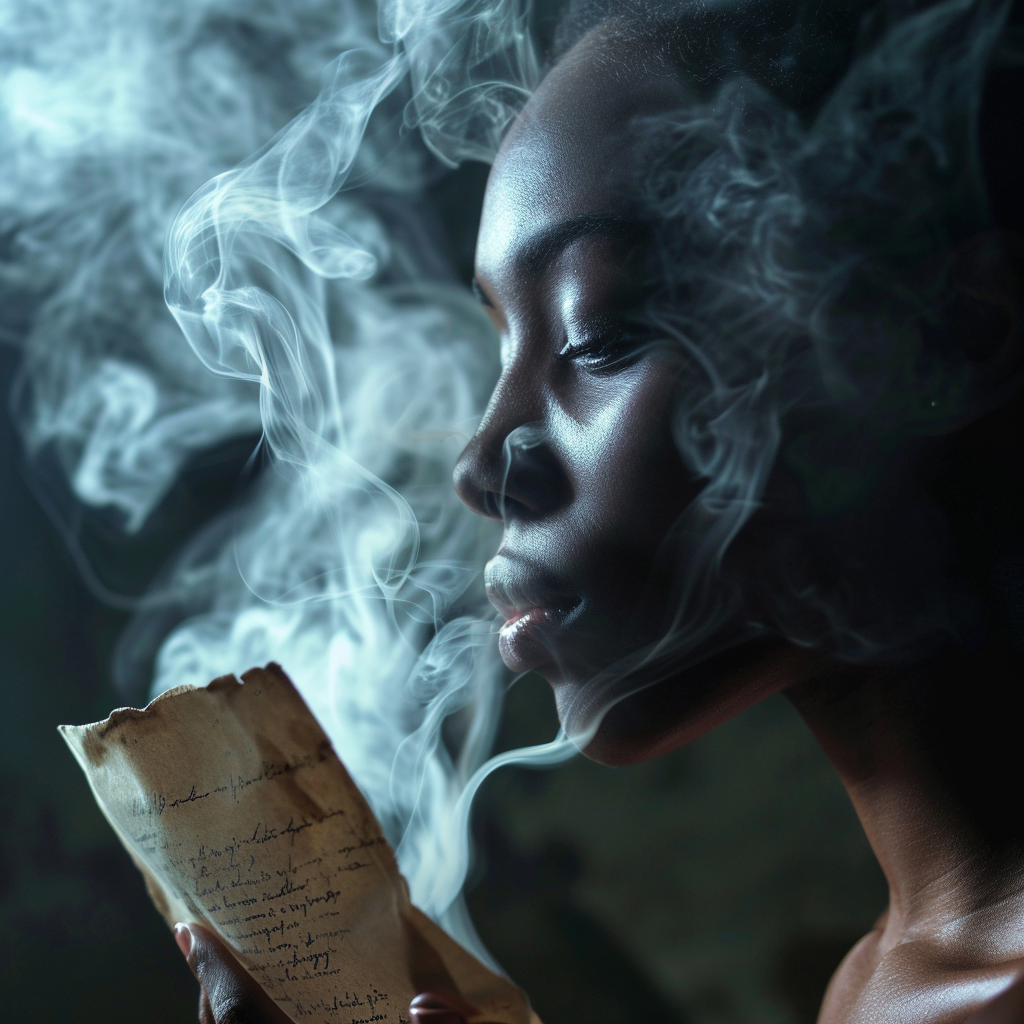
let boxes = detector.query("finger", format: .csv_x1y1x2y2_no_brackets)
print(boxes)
175,922,292,1024
409,991,468,1024
199,986,214,1024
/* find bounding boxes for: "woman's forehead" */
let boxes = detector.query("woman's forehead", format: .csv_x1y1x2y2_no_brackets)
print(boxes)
476,28,682,287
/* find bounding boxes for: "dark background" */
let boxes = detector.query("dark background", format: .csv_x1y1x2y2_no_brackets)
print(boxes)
0,2,897,1015
0,336,886,1024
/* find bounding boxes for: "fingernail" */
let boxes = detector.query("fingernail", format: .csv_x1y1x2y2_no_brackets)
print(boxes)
409,992,465,1024
408,1010,463,1024
174,923,193,960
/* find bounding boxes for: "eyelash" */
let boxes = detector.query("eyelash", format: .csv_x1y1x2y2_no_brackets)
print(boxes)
558,331,646,369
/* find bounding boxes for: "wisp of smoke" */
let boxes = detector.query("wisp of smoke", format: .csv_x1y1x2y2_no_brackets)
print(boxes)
551,0,1014,740
1,0,564,957
1,0,1015,964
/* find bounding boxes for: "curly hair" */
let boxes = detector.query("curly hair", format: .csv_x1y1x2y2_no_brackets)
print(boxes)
542,0,1024,661
550,0,882,113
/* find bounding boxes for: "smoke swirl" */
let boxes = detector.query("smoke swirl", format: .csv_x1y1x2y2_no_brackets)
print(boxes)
2,0,1016,959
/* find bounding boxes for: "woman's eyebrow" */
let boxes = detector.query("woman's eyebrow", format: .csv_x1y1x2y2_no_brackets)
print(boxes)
514,214,646,274
471,215,646,308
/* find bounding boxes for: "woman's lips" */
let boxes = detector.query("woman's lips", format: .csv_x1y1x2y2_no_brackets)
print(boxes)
497,606,562,672
484,554,577,673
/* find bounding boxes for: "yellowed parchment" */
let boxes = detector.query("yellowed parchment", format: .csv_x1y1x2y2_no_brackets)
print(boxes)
60,663,530,1024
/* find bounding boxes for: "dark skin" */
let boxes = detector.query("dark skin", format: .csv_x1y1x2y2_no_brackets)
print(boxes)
179,23,1024,1024
174,925,474,1024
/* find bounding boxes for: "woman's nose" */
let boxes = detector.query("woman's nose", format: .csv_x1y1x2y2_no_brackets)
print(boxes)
453,378,570,522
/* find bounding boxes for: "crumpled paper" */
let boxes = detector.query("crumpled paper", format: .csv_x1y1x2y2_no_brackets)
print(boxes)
61,663,531,1024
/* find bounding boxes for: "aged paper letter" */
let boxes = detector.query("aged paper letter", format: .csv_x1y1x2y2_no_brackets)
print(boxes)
60,664,530,1024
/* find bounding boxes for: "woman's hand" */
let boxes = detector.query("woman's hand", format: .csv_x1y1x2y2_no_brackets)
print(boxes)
174,922,469,1024
175,923,293,1024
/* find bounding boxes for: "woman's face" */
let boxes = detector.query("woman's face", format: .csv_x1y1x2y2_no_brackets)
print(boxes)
455,32,818,764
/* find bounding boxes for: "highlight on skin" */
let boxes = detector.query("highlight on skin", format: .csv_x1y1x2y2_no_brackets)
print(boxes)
2,0,1019,976
459,0,1017,760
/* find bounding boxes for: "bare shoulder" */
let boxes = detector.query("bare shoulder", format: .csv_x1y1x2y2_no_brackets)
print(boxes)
816,921,886,1024
818,923,1024,1024
963,965,1024,1024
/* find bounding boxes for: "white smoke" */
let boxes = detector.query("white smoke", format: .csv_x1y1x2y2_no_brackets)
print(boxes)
2,0,570,957
4,0,1013,964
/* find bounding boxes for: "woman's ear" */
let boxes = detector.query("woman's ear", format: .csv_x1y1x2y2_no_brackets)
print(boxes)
921,228,1024,433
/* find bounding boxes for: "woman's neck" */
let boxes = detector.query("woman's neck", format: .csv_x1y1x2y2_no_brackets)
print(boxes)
786,650,1024,957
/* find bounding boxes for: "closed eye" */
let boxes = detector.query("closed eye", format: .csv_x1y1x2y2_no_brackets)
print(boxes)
471,278,494,309
558,329,650,370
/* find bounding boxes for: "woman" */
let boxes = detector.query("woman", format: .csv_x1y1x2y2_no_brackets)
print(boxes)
174,0,1024,1020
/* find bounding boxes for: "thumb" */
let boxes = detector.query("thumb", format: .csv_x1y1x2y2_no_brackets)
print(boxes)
176,922,292,1024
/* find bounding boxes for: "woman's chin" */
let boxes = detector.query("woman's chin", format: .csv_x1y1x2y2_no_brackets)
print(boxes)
553,678,702,766
549,636,821,767
547,666,697,767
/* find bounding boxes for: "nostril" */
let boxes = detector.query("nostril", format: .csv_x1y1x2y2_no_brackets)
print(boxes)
481,490,503,520
481,489,532,522
454,416,568,522
454,437,569,521
453,444,503,521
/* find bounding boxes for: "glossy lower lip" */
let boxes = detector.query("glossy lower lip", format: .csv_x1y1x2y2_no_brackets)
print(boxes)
484,553,578,673
497,605,563,672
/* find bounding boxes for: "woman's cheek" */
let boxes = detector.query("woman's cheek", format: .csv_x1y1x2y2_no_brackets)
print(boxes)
560,361,691,526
